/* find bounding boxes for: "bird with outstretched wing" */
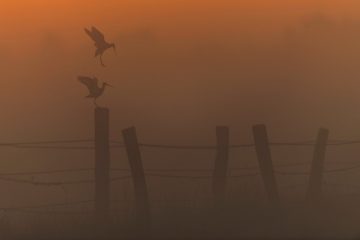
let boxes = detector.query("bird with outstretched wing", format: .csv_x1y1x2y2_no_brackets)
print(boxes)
78,76,113,107
84,26,116,67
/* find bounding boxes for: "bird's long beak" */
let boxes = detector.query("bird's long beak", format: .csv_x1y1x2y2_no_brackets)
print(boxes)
106,83,114,88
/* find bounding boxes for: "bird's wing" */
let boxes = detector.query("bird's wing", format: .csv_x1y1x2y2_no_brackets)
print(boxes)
91,27,105,39
85,27,105,43
84,27,105,43
84,28,95,42
78,76,99,94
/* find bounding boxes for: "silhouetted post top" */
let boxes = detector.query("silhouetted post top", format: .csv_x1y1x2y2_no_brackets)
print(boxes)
95,107,109,112
253,124,266,132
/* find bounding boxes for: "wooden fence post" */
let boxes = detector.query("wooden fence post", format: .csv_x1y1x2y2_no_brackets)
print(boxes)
122,127,151,231
94,107,110,225
252,124,279,206
212,126,230,208
306,128,329,204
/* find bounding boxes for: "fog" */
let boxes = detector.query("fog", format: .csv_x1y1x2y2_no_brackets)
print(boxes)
1,1,360,141
1,0,360,239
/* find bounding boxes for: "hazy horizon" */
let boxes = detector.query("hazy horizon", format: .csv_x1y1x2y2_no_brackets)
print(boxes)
2,1,360,239
0,0,360,143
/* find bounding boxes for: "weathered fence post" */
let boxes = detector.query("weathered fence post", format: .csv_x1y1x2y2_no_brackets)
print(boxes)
306,128,329,204
212,126,230,208
94,107,110,225
122,127,151,232
252,124,280,206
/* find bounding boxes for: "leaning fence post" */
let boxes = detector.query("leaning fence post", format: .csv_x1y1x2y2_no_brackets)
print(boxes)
94,107,111,225
122,127,151,231
252,124,280,206
212,126,230,208
306,128,329,204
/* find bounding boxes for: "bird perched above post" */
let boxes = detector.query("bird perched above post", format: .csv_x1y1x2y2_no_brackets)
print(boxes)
84,26,116,67
78,76,113,107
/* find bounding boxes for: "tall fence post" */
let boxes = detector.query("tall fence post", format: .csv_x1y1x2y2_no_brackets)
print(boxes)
252,124,280,206
122,127,151,232
306,128,329,204
212,126,230,209
94,107,110,225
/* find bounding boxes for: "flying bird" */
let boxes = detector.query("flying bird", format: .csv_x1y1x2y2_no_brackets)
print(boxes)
78,76,113,106
84,26,116,67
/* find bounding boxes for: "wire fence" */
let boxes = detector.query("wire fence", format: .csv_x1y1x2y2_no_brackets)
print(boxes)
0,137,360,216
1,138,360,150
0,163,358,180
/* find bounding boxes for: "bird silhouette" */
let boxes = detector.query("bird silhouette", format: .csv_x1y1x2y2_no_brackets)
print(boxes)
84,26,116,67
78,76,113,106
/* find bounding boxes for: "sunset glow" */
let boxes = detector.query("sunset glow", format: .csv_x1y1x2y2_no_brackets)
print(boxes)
3,1,360,238
0,0,360,138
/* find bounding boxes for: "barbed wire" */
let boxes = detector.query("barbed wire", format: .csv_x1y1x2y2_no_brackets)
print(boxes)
0,165,283,176
275,170,309,176
1,183,360,216
0,168,95,176
14,145,124,150
275,164,360,176
146,173,212,179
2,138,360,150
279,183,306,189
0,163,305,176
229,173,260,178
0,199,94,210
327,140,360,146
137,140,360,148
0,139,94,146
7,209,93,215
0,172,266,185
0,160,359,179
0,176,132,186
324,164,360,173
1,138,360,189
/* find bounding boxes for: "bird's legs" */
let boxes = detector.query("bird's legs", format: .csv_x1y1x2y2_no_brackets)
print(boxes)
99,54,106,67
93,98,98,107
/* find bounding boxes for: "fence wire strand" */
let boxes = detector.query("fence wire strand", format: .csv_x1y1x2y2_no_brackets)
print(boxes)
0,138,360,150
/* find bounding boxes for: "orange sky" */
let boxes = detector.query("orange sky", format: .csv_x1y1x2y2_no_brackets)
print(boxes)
1,0,360,141
1,0,358,41
3,0,360,216
0,0,359,54
1,0,360,205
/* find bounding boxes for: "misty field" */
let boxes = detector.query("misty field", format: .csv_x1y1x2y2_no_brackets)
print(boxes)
1,179,360,239
0,125,360,240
